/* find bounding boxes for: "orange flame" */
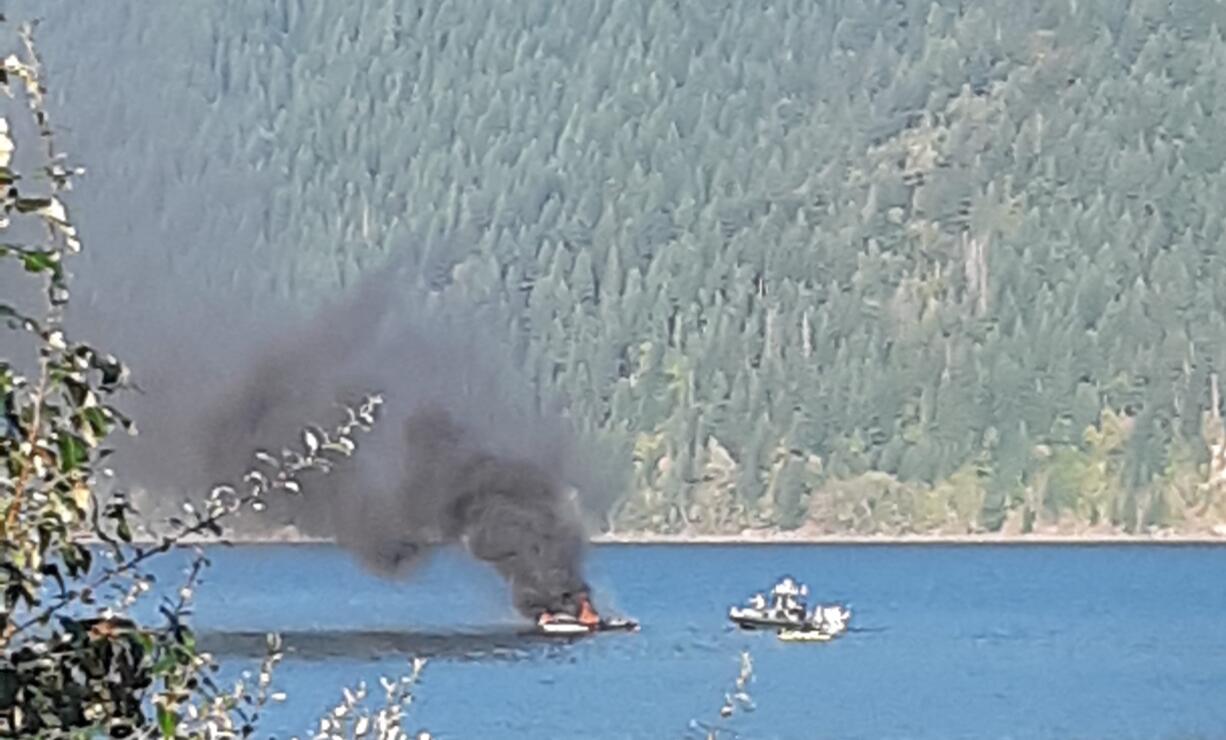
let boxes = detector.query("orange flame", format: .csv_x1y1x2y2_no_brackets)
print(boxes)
578,595,600,626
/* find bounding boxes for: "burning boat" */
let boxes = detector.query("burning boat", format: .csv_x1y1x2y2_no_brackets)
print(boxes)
536,592,639,635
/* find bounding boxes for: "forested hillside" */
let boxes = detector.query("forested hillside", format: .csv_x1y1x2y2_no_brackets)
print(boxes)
19,0,1226,536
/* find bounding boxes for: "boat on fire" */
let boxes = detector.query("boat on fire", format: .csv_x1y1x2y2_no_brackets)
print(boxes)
536,614,640,635
536,594,639,635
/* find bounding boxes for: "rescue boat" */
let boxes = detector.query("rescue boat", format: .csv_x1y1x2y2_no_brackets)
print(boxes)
728,576,810,630
729,577,852,639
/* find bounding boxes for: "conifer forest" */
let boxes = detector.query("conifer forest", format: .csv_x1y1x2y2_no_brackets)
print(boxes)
20,0,1226,537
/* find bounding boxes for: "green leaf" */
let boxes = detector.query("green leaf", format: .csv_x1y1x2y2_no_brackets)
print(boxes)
80,406,112,437
14,197,52,213
156,704,178,737
56,432,87,472
151,653,178,675
62,543,93,577
20,249,58,275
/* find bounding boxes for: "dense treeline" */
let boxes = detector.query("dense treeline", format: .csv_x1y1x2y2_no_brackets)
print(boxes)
20,0,1226,535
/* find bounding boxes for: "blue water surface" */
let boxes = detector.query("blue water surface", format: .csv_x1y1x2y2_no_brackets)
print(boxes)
138,544,1226,739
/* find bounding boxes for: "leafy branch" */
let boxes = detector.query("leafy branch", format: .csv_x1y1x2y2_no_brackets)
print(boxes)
0,19,422,739
305,658,431,740
6,394,382,645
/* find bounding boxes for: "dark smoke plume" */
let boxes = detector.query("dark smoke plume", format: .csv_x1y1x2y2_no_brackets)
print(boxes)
170,264,613,621
3,242,621,620
0,20,624,619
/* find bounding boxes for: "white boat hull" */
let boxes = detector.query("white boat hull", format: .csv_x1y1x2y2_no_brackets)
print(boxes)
537,617,640,636
538,621,592,635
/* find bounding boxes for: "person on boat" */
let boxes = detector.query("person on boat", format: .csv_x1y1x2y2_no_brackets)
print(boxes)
772,577,800,597
775,577,808,597
783,585,810,620
812,608,830,634
749,593,767,611
771,577,810,618
813,605,847,634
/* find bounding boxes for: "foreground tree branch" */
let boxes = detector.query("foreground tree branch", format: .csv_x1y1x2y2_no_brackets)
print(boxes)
0,19,431,739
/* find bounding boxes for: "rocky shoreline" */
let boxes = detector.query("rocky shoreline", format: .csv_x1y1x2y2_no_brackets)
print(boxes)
589,530,1226,545
77,526,1226,546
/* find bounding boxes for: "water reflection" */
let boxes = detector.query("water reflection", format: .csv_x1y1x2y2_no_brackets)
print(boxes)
197,628,602,663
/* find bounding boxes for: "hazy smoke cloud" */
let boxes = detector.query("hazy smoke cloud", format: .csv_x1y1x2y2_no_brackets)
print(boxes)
56,254,613,617
182,265,608,618
2,240,620,619
0,21,623,618
0,214,617,624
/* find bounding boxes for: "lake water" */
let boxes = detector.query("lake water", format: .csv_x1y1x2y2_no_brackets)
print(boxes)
137,543,1226,739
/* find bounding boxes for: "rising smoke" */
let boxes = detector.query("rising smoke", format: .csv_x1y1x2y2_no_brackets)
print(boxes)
2,244,622,620
181,264,609,619
0,16,623,619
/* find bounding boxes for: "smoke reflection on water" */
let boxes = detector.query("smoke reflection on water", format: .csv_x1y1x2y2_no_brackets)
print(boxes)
196,628,607,664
